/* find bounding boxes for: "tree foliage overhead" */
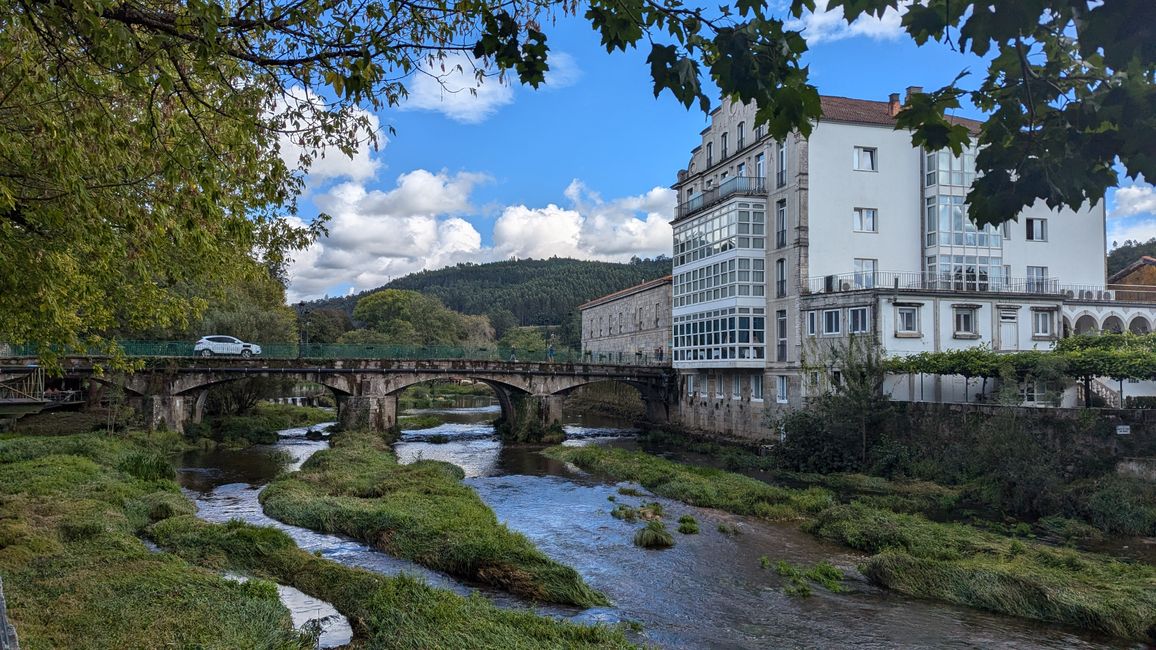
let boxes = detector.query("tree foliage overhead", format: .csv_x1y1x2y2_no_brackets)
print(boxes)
4,0,1150,360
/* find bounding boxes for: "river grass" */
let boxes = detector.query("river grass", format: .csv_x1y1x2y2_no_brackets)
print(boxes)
547,445,1156,642
260,430,608,607
151,516,632,649
0,431,311,649
0,430,631,649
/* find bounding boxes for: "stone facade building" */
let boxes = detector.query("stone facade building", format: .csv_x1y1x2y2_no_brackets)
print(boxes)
580,276,672,364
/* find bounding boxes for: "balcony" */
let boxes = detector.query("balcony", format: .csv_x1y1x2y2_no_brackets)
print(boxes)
677,176,767,220
802,271,1067,296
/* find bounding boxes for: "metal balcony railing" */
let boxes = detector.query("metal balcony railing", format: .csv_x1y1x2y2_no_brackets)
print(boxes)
676,176,767,220
800,272,1156,302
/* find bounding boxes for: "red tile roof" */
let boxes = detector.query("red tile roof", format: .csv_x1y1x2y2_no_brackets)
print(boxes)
579,275,672,310
820,95,983,133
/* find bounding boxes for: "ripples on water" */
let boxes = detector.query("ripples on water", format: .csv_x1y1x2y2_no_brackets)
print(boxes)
176,417,1134,650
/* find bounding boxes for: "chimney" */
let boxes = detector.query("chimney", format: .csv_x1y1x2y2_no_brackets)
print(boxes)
905,85,924,105
888,92,901,116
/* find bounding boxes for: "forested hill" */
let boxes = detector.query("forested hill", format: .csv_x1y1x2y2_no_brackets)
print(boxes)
307,257,672,326
1108,238,1156,277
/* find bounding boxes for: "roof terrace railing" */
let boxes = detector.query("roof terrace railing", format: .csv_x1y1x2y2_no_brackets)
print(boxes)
801,271,1156,303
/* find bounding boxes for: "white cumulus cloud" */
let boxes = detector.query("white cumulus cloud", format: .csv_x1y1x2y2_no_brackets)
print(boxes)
403,52,514,124
275,87,383,182
1111,180,1156,219
788,0,907,45
287,172,677,300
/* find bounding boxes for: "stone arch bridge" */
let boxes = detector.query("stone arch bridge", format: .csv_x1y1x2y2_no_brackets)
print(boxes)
12,358,676,434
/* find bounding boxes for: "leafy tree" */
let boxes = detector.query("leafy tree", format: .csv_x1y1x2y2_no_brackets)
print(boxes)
336,329,394,345
352,289,494,346
486,309,519,339
303,308,354,345
499,327,547,355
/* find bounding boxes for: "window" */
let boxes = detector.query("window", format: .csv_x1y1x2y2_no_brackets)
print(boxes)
732,375,741,399
721,133,728,159
806,311,817,336
751,374,764,401
737,122,745,149
776,376,789,403
687,374,695,396
737,162,746,177
1033,310,1054,337
776,142,787,187
953,306,978,337
897,307,919,334
706,142,713,167
756,153,765,179
1026,218,1047,241
721,171,729,179
713,373,724,399
775,258,787,297
853,208,878,233
854,258,877,289
776,310,787,361
1027,266,1049,293
849,307,869,334
654,303,661,327
686,187,694,201
772,200,786,248
854,146,878,171
823,309,841,335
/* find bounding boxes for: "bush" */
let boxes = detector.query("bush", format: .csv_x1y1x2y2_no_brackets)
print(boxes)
677,515,699,535
1068,475,1156,536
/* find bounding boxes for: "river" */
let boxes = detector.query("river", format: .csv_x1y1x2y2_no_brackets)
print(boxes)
176,400,1136,649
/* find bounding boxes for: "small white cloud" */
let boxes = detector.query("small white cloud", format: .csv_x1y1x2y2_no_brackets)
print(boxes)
788,0,906,45
1111,181,1156,219
544,52,582,89
403,52,514,124
1108,218,1156,249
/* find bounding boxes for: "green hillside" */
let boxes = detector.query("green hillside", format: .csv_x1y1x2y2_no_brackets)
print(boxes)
307,256,671,329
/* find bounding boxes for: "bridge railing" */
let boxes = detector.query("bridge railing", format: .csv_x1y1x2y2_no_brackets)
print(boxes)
0,341,672,367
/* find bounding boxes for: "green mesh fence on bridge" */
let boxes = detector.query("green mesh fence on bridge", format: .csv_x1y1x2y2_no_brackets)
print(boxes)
0,341,670,366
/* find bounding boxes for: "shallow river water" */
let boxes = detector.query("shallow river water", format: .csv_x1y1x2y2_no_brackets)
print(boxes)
176,404,1138,649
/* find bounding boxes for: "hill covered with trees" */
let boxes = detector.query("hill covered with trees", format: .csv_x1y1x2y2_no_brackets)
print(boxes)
1108,238,1156,277
306,257,671,332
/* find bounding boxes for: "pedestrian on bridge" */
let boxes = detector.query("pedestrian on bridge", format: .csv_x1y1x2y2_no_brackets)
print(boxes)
547,344,555,362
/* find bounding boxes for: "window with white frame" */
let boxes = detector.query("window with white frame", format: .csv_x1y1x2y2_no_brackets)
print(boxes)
751,374,764,401
849,307,869,334
897,306,919,334
732,374,741,399
686,374,695,396
1026,218,1047,241
775,200,787,248
775,258,787,297
713,373,724,398
853,207,878,232
854,258,877,289
823,309,841,335
807,311,817,336
776,375,789,403
706,142,713,166
853,146,877,171
1027,266,1049,292
953,306,978,337
721,133,728,159
1032,310,1054,337
737,122,745,149
776,142,786,187
737,162,746,177
756,153,765,178
776,310,788,361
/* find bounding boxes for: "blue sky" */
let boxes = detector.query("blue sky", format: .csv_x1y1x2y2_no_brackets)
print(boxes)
284,3,1155,301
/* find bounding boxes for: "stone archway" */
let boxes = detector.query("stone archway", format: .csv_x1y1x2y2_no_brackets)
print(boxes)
1129,316,1151,334
1102,315,1125,334
1074,314,1098,335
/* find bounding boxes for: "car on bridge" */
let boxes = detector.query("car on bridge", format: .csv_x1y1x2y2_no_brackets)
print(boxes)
193,336,262,358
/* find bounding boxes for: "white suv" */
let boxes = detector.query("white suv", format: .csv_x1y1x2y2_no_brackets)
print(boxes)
193,335,262,358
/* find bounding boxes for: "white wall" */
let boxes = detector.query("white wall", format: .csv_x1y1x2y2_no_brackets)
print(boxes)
1001,199,1106,287
806,121,923,280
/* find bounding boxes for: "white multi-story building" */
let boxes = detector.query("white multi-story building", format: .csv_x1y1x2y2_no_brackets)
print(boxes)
670,88,1146,439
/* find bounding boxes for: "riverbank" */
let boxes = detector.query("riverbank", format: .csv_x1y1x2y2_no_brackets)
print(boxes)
547,445,1156,642
260,430,608,607
0,430,310,648
0,429,632,648
185,403,334,446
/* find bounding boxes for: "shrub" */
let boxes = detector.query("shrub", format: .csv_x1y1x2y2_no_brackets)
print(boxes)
677,515,699,534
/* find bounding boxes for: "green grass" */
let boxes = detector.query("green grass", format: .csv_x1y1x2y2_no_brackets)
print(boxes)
676,515,699,535
260,431,607,607
0,432,311,649
806,503,1156,641
545,446,835,522
553,445,1156,642
770,560,846,597
632,521,674,549
397,414,445,430
151,517,632,649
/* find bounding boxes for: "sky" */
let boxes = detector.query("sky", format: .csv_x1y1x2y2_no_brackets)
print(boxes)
282,1,1156,302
